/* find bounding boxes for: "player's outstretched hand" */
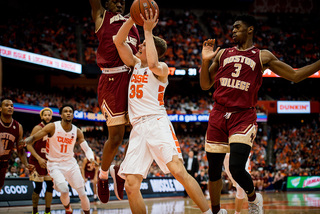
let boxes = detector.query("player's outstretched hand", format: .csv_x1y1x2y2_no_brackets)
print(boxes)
202,39,220,61
141,8,158,32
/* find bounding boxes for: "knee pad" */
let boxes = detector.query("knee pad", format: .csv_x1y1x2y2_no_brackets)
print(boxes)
235,185,246,199
34,182,43,194
45,180,54,193
229,163,243,181
55,182,69,193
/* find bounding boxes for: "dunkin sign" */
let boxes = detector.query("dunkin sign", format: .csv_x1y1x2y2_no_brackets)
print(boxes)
277,101,310,114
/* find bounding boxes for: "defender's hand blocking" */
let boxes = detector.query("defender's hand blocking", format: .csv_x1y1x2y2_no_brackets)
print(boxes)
202,39,220,61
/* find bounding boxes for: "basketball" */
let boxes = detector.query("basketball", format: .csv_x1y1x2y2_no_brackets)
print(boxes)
130,0,159,26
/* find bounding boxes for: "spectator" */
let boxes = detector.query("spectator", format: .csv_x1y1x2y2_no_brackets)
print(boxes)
5,165,19,178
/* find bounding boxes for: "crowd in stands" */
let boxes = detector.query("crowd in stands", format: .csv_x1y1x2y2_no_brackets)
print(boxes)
2,87,271,115
2,10,79,62
1,9,319,68
2,87,100,113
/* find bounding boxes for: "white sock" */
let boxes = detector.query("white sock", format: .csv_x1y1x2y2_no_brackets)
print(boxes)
99,170,108,179
203,209,213,214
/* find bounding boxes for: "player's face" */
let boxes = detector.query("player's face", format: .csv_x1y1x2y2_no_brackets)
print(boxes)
232,21,249,44
61,107,74,122
107,0,125,14
0,100,14,116
42,110,53,124
136,40,147,60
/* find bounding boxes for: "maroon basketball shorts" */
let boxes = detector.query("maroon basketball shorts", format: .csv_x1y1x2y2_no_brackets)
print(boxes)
29,158,49,182
98,71,130,126
205,107,258,153
0,161,9,189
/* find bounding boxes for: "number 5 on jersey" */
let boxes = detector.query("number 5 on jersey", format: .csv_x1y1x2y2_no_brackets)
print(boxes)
130,84,143,99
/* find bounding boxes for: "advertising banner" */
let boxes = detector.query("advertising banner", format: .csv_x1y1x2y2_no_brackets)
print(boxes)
287,176,320,190
0,45,82,74
13,103,269,123
0,177,184,206
277,101,311,114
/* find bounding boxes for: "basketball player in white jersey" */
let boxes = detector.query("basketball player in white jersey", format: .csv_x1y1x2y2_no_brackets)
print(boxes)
224,153,251,214
113,9,212,214
24,104,94,214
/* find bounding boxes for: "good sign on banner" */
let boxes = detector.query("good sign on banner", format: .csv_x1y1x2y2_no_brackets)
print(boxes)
277,101,310,114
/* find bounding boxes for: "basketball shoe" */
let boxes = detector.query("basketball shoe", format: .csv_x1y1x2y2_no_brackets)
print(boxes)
217,209,227,214
248,192,263,214
110,165,125,200
65,206,73,214
97,177,110,203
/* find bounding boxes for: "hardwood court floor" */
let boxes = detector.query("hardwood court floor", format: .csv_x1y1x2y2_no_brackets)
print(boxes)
1,191,320,213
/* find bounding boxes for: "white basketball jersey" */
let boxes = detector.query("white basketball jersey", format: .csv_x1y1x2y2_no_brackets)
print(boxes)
128,63,168,123
46,121,77,162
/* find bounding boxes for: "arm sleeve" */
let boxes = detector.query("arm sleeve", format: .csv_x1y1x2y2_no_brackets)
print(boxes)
80,141,94,161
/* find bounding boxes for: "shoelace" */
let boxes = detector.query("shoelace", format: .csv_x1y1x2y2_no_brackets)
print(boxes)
101,180,108,191
248,203,260,214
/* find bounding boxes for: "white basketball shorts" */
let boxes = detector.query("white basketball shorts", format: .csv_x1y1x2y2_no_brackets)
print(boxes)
119,114,182,179
47,158,85,189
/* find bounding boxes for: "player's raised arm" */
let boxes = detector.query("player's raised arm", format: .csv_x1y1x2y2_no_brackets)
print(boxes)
24,123,55,146
113,17,140,67
142,9,168,79
261,50,320,83
89,0,106,32
200,39,221,90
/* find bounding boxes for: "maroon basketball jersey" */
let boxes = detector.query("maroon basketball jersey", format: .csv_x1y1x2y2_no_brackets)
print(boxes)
29,122,48,164
96,11,140,68
213,46,263,109
0,119,20,162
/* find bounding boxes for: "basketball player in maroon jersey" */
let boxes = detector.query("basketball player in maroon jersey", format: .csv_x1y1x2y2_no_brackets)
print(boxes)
27,108,53,214
0,99,28,190
200,15,320,214
89,0,140,203
81,154,100,201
